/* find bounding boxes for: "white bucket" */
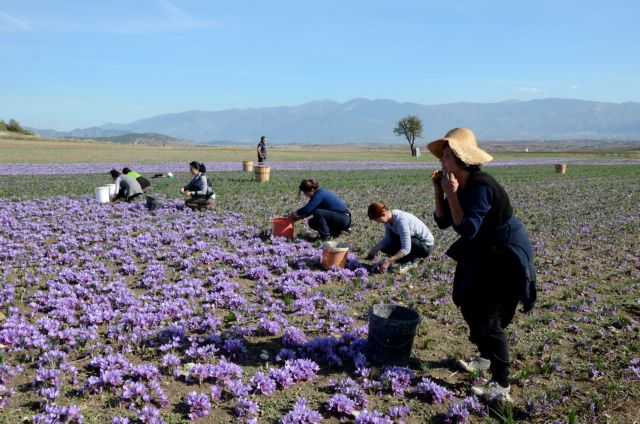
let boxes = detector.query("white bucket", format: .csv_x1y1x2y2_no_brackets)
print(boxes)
106,183,117,199
95,186,110,203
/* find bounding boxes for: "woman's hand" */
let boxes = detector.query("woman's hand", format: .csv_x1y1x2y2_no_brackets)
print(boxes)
378,258,391,273
442,172,459,197
180,187,185,194
365,249,377,260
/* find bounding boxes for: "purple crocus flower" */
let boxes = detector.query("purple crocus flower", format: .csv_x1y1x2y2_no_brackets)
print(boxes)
186,391,211,420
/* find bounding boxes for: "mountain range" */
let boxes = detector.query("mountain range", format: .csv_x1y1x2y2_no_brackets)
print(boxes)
34,98,640,144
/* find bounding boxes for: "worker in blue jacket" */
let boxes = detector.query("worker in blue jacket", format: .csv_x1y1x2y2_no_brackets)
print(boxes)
428,128,536,402
287,179,352,241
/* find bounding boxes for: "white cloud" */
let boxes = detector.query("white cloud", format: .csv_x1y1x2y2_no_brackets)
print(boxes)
0,11,33,31
569,85,578,90
516,87,548,93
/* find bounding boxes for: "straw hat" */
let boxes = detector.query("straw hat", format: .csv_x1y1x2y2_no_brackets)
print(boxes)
427,128,493,165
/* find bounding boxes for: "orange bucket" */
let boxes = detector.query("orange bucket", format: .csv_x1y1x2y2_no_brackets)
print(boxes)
272,217,294,239
321,241,349,270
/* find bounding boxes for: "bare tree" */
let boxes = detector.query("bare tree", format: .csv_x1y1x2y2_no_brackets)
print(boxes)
393,115,423,156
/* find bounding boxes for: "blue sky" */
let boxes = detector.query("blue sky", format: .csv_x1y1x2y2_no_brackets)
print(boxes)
1,0,638,130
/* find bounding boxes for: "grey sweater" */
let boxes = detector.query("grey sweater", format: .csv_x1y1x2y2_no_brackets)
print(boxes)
115,174,143,199
380,209,435,255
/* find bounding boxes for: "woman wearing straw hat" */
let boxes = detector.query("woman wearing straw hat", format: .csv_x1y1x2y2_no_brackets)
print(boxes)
428,128,536,401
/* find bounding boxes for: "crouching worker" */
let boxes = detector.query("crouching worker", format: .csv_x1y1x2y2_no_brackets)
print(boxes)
286,179,352,241
180,161,215,211
366,202,434,274
123,167,151,190
110,169,143,202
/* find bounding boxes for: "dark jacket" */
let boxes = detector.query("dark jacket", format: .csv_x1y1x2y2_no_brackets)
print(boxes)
296,188,348,217
184,173,214,198
435,171,537,312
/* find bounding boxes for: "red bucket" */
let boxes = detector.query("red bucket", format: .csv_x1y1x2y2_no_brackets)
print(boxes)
272,217,294,239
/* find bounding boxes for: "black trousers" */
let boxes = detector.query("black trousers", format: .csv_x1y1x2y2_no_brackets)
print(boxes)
381,233,432,263
137,177,151,190
116,189,142,202
458,248,520,387
308,209,351,238
185,196,214,211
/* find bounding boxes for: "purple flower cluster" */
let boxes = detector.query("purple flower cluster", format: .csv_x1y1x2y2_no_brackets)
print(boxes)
326,378,368,416
281,398,323,424
186,391,211,420
31,403,84,424
379,366,415,397
446,396,484,423
414,376,454,404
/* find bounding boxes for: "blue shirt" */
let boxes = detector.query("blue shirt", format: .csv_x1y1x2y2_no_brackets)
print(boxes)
296,188,348,217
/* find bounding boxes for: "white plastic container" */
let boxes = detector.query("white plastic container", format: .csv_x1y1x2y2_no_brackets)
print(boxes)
106,183,117,199
95,186,110,203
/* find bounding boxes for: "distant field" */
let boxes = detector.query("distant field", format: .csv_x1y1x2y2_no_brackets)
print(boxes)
1,134,639,164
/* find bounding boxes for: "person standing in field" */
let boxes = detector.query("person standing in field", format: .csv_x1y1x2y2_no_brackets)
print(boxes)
365,202,434,274
122,167,151,190
180,161,215,210
428,127,536,401
109,169,143,202
257,136,267,163
286,179,352,241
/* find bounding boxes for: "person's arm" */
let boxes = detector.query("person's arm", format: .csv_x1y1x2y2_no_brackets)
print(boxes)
257,143,261,158
296,191,324,217
366,226,392,259
451,185,492,240
366,242,385,260
182,176,196,196
441,172,464,225
378,218,410,270
191,175,208,196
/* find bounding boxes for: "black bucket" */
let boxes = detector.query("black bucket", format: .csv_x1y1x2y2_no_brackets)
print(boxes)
145,195,162,212
367,304,421,365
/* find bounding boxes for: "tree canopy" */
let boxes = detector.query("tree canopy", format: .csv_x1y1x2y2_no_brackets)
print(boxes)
393,115,423,156
0,119,33,135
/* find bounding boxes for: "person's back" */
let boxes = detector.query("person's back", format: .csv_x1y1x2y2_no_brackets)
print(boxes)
385,209,434,246
119,174,143,200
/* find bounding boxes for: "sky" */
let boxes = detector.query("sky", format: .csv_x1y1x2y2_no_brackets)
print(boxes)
0,0,638,130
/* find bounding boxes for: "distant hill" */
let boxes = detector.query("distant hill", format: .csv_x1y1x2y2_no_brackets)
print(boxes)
33,126,132,139
38,98,640,144
93,132,191,146
29,127,192,146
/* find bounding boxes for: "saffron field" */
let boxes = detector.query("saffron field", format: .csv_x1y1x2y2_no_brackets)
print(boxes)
0,164,638,423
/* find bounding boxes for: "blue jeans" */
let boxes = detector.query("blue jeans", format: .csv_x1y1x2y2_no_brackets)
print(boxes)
308,209,351,238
